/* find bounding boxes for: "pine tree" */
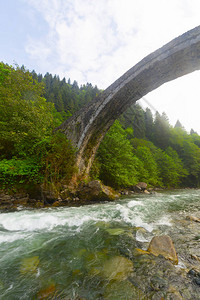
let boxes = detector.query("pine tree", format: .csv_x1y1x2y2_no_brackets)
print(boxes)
153,111,171,149
144,107,154,141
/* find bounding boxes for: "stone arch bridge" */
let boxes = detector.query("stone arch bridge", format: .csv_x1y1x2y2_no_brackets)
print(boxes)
57,25,200,178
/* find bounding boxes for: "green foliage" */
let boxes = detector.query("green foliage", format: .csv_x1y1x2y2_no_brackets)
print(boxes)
1,60,200,192
97,121,144,188
0,63,77,191
0,63,55,159
134,146,160,186
152,112,171,149
0,158,41,188
144,108,154,141
42,73,101,115
43,132,77,189
154,149,185,187
120,104,146,138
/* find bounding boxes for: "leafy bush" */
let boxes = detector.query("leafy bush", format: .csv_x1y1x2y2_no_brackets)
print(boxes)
42,132,77,190
97,121,144,188
0,158,42,189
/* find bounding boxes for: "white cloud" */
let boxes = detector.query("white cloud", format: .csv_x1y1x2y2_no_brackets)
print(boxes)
23,0,200,132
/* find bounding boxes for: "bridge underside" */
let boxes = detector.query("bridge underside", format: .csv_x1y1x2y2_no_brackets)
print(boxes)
57,26,200,178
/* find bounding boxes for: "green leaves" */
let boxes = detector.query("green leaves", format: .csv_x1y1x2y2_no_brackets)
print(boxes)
0,63,76,191
0,158,41,187
97,121,143,188
0,64,55,159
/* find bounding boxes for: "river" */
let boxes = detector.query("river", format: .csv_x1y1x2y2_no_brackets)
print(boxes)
0,189,200,299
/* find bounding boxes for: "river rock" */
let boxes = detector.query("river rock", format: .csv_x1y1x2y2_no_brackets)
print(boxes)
20,256,40,274
147,235,178,265
186,215,200,223
77,180,119,201
0,193,13,203
101,256,133,281
133,182,148,192
137,182,147,190
103,280,147,300
144,189,150,194
37,283,56,299
13,196,29,205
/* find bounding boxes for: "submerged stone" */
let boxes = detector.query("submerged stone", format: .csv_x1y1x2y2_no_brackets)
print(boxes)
20,256,40,274
104,280,147,300
147,235,178,265
37,283,56,299
100,255,133,281
105,228,125,236
133,248,150,256
84,250,109,273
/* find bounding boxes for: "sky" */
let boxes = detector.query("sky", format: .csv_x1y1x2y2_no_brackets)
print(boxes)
1,0,200,133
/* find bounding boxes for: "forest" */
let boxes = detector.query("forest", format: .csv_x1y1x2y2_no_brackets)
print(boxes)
1,62,200,194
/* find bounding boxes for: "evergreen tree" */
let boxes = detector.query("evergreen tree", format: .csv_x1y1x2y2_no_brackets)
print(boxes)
120,104,146,138
153,111,171,149
144,108,154,141
190,128,198,135
174,119,185,131
154,149,182,187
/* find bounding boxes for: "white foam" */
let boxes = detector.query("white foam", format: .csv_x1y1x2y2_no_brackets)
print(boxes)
136,231,150,242
127,200,144,208
0,233,26,244
0,213,67,232
155,216,172,226
115,204,153,232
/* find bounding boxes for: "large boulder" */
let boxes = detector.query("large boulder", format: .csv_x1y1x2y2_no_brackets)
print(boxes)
77,180,119,201
134,182,148,192
147,235,178,264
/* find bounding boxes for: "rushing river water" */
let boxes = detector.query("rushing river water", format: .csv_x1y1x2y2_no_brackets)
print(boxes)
1,189,200,299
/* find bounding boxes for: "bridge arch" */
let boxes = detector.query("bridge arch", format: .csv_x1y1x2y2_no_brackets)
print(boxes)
57,26,200,177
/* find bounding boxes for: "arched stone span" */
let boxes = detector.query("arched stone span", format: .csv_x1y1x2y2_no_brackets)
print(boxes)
57,25,200,176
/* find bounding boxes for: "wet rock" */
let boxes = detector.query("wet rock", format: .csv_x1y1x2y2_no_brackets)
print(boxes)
186,215,200,223
103,280,147,300
0,193,14,205
151,291,165,300
187,268,200,286
167,286,183,300
188,268,197,276
73,197,80,201
133,182,150,194
133,248,150,256
138,182,148,189
77,180,119,201
105,228,125,236
13,196,29,205
37,283,56,299
100,255,133,281
144,189,150,194
190,254,200,261
150,275,168,291
135,227,151,244
147,235,178,264
20,256,40,274
194,277,200,286
52,201,60,207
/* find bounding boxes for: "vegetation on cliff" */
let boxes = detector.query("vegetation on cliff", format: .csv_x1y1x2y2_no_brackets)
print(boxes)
1,62,200,194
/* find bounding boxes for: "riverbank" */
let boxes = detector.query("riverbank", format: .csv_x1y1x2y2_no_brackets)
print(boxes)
0,180,155,211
